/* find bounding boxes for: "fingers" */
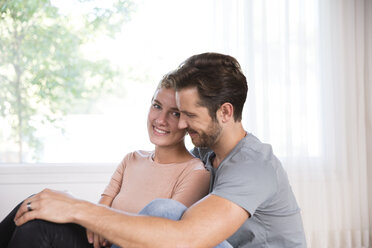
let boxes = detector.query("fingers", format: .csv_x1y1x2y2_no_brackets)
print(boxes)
87,231,108,248
99,236,106,247
90,233,109,248
93,233,100,248
14,188,54,221
13,188,73,226
14,194,39,221
14,201,26,221
14,199,40,226
86,229,94,244
14,207,39,226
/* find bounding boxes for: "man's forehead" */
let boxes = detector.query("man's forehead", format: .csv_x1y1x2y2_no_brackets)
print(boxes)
176,87,199,97
175,88,210,119
175,88,199,105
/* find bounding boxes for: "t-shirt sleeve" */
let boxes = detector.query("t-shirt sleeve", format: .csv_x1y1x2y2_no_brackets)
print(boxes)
211,152,277,216
190,147,212,164
102,154,129,198
171,159,211,208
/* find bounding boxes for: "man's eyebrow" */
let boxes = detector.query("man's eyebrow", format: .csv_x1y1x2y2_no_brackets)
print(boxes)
152,99,161,105
180,110,197,116
196,101,205,107
170,107,180,112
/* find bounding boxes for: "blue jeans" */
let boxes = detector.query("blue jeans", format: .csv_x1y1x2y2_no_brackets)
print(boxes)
112,199,232,248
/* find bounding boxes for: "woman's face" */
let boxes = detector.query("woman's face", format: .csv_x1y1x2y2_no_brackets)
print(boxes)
147,87,186,148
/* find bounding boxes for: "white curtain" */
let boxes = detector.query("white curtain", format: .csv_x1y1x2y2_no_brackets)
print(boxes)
213,0,372,247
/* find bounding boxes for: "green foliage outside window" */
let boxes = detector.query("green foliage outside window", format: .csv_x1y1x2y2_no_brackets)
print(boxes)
0,0,135,162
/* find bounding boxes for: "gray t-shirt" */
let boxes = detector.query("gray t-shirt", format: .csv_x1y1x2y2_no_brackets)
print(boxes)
192,133,306,248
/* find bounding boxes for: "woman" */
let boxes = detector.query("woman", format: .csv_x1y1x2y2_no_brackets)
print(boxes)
0,76,210,248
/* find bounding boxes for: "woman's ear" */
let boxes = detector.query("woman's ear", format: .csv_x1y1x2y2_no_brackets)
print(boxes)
218,103,234,123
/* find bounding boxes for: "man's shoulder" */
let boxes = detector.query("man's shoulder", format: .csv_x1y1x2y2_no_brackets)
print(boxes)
190,147,213,164
229,133,277,165
190,134,279,167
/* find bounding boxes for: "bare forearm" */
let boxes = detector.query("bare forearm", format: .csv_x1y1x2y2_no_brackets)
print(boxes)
73,200,193,248
14,189,245,248
86,194,114,246
14,189,191,247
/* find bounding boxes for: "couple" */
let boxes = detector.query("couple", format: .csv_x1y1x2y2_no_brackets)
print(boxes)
1,53,306,247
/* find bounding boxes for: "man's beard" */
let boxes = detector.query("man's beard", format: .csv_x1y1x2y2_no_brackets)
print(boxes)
188,121,222,148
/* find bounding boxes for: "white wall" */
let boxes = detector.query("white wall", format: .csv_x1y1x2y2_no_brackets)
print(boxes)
0,163,116,220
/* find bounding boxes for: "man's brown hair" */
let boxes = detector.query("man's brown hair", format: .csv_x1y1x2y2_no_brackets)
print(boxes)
163,52,248,121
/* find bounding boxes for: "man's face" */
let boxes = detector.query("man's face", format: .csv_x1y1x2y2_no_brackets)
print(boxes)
176,87,222,148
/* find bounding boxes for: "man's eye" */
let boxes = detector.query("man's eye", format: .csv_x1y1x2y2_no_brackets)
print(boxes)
185,113,196,118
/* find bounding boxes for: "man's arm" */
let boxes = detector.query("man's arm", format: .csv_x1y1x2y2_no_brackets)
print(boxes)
15,189,249,247
86,195,114,247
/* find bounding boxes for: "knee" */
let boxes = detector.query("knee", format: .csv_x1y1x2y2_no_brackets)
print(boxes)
15,219,54,236
139,199,187,220
8,220,50,247
14,219,43,234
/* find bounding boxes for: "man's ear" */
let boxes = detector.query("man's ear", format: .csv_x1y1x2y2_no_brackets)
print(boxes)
218,103,234,123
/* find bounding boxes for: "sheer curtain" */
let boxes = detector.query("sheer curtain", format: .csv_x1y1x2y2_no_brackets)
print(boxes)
212,0,372,247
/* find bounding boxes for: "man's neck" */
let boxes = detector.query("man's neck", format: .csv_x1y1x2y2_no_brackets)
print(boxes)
211,122,246,168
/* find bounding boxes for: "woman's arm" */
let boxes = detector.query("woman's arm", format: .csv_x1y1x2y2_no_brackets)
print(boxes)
98,195,114,206
102,159,126,201
171,168,210,207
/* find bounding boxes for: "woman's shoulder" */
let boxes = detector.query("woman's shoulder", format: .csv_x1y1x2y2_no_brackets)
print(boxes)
183,156,208,172
120,150,153,164
133,150,153,158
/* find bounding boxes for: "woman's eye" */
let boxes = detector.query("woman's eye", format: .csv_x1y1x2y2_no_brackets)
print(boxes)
152,103,161,109
172,112,180,118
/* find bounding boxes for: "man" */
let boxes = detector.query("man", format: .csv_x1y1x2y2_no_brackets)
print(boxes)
14,52,306,247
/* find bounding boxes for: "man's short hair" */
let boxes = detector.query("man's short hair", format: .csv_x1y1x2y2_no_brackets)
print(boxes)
163,52,248,121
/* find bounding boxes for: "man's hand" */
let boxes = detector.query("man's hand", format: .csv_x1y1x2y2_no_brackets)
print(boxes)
14,188,81,226
87,229,111,248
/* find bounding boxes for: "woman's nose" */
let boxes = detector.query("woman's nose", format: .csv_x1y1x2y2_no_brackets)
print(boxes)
155,112,167,125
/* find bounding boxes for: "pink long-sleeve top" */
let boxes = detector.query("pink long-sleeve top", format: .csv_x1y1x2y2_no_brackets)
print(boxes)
102,150,210,213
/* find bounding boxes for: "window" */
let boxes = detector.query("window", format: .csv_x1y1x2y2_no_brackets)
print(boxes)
0,0,218,163
0,0,322,164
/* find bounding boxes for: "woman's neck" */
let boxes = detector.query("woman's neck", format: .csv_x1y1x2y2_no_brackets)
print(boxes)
153,143,193,164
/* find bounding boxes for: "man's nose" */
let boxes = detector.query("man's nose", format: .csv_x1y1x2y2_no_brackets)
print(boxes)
178,115,188,129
